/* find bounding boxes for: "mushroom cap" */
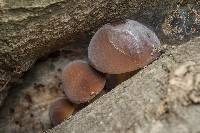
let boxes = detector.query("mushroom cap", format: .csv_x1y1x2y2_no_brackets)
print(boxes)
49,97,75,126
88,19,161,74
62,60,106,104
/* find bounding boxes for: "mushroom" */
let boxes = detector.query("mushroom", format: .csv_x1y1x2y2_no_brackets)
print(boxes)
49,97,75,126
62,60,106,104
88,19,161,74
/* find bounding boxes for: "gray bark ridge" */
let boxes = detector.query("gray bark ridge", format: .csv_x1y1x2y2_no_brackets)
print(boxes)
48,37,200,133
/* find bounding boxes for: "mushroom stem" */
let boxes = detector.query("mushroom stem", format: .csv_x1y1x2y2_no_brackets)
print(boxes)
105,71,138,90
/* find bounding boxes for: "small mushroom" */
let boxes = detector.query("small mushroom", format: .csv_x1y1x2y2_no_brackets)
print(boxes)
62,60,106,104
49,97,75,126
88,19,161,74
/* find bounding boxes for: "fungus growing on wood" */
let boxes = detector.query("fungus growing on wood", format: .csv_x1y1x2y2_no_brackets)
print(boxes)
49,97,75,126
62,60,106,104
88,19,161,74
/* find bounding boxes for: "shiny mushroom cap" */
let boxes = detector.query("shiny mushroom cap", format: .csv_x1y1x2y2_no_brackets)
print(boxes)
88,19,161,74
62,60,106,104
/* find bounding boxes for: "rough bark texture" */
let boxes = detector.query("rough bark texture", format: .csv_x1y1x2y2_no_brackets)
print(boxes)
0,0,200,107
48,37,200,133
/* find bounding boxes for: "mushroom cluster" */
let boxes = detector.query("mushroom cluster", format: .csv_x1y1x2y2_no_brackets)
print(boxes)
49,19,161,126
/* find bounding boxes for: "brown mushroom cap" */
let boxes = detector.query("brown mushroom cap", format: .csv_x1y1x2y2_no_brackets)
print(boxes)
49,97,75,126
88,19,161,74
62,60,106,104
